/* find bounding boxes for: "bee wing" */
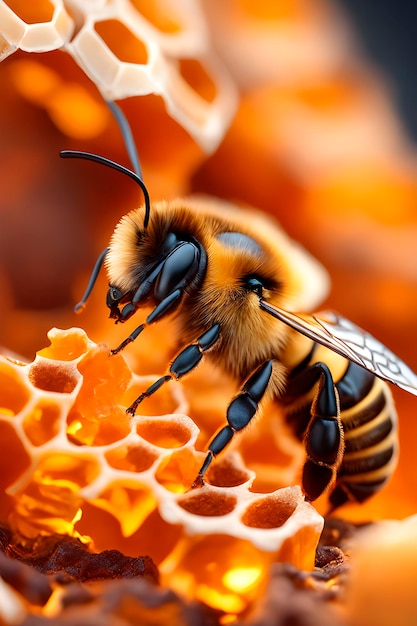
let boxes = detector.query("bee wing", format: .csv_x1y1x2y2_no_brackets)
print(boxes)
259,300,417,396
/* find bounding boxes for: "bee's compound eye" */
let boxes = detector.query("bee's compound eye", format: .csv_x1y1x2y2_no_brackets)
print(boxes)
216,232,262,256
107,286,123,304
246,277,264,297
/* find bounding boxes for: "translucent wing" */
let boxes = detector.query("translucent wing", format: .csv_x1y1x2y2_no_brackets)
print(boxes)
259,300,417,396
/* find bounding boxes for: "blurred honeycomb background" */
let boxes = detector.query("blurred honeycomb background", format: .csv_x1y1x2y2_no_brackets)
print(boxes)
1,0,417,534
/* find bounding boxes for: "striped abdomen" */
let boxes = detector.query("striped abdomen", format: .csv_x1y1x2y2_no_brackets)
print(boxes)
282,344,398,508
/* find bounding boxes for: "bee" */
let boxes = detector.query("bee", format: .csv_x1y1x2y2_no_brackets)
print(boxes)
61,103,417,508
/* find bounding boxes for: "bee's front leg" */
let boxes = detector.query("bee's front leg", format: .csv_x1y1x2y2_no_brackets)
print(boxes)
111,289,183,354
125,323,221,415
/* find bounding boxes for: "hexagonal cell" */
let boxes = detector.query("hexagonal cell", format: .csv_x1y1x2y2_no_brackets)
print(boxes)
67,20,160,99
154,448,202,493
105,443,159,473
92,481,158,537
136,416,195,449
9,480,83,538
130,0,183,34
28,359,79,393
94,19,148,64
162,52,237,152
4,0,54,24
67,405,131,447
8,452,101,538
178,489,237,517
127,0,209,57
178,58,217,103
0,0,73,52
0,361,30,415
35,452,101,489
241,491,299,529
23,400,62,446
206,454,254,489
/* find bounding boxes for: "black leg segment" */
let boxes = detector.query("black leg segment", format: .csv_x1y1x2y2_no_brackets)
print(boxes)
169,324,220,379
126,324,221,415
192,360,273,487
295,362,344,501
111,323,146,355
111,289,183,354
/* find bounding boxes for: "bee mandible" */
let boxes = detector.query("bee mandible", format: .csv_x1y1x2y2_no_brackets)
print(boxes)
61,103,417,508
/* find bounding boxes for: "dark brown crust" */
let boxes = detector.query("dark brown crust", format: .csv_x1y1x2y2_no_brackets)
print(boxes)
0,518,356,626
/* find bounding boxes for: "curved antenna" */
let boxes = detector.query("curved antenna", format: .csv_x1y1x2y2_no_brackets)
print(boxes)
106,100,143,180
62,102,150,314
74,247,109,313
60,150,151,228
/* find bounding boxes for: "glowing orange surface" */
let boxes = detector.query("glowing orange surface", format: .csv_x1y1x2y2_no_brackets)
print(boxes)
1,2,417,624
0,328,323,615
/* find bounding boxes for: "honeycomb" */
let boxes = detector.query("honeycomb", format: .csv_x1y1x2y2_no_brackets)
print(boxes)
0,0,237,151
0,327,323,614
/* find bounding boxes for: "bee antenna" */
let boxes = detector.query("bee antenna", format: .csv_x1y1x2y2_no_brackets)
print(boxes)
107,100,150,228
60,150,151,228
74,247,109,313
106,101,143,180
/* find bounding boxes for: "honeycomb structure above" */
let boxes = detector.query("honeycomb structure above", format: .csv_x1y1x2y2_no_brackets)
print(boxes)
0,0,237,151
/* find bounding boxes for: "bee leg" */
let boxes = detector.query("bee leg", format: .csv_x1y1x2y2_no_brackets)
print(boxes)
191,360,273,488
300,364,344,501
126,324,221,415
111,323,146,355
111,288,183,354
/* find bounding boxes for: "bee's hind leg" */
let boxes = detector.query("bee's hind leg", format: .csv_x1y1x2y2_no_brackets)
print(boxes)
191,360,273,488
288,363,344,502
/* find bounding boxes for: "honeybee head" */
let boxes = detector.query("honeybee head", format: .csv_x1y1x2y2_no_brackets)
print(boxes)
105,205,208,324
